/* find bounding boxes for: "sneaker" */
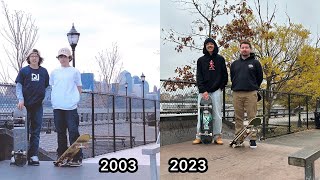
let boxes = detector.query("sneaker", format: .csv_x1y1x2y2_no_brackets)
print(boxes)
68,159,82,167
214,136,223,145
28,156,40,166
192,139,201,145
250,140,257,149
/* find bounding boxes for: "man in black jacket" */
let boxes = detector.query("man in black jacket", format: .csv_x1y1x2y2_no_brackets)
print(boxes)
230,41,263,148
193,38,228,145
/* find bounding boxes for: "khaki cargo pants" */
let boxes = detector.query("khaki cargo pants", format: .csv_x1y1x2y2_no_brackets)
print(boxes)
232,91,258,141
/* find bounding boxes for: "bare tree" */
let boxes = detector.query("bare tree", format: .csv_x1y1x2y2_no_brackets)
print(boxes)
0,0,38,82
95,42,123,93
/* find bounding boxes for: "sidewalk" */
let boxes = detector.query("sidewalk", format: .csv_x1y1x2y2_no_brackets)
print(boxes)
160,129,320,180
0,143,159,180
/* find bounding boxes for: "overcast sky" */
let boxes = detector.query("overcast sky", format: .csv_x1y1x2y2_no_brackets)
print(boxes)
161,0,320,79
0,0,159,89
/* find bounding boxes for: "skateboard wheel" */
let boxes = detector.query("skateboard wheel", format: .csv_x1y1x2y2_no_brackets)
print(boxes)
11,151,15,155
22,151,26,155
58,163,62,167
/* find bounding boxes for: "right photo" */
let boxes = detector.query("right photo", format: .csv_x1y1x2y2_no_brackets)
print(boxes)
160,0,320,179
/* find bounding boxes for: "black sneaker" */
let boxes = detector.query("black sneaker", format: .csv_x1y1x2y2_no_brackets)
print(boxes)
28,156,40,166
250,140,257,149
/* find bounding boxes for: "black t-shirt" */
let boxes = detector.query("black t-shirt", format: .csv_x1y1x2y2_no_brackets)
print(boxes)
15,65,49,106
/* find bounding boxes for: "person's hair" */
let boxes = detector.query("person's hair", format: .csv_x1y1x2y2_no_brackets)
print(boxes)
240,41,252,49
57,54,73,62
27,49,43,65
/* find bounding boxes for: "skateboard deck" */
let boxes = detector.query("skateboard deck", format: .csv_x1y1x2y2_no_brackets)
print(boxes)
53,134,90,167
10,108,28,167
198,96,213,144
229,117,261,148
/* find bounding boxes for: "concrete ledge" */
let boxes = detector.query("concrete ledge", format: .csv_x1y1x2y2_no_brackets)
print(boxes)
288,145,320,167
160,115,197,146
142,146,160,155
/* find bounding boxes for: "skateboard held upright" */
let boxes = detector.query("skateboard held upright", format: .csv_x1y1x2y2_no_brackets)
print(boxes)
10,108,28,167
198,96,213,144
229,117,261,148
53,134,90,167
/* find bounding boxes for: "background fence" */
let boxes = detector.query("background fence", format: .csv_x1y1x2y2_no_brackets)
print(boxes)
0,83,160,159
160,79,315,139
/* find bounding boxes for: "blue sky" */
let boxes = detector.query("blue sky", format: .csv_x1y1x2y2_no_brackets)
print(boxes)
0,0,160,88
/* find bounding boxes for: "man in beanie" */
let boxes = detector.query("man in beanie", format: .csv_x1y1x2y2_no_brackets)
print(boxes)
50,47,83,166
15,49,50,165
230,41,263,148
193,38,228,145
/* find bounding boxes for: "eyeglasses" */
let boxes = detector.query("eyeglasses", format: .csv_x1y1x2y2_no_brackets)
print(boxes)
30,55,39,58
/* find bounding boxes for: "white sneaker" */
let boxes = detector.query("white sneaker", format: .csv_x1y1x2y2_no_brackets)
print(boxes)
28,156,40,166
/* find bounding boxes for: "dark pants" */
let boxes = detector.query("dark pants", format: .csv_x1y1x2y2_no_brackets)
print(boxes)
26,103,43,158
53,109,82,160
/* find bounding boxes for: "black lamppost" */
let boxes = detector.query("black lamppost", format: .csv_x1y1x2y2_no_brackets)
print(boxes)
141,73,146,144
67,23,80,67
125,82,128,121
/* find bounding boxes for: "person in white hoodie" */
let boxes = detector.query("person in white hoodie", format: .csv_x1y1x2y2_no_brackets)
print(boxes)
50,47,82,166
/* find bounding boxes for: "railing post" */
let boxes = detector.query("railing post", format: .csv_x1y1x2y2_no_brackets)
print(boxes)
91,93,95,157
262,90,266,139
113,95,116,152
129,97,133,148
288,94,291,133
306,96,309,129
223,88,226,121
143,97,146,145
154,100,157,142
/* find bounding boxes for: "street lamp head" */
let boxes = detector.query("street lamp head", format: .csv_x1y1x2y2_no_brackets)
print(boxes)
141,73,145,82
67,23,80,49
125,82,128,88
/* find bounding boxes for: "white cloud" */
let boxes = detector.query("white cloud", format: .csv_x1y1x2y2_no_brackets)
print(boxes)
0,0,159,89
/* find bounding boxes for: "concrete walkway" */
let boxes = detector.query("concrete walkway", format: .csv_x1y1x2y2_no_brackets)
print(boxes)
0,143,160,180
160,129,320,180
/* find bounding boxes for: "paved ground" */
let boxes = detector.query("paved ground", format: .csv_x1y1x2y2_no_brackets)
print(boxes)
160,129,320,180
1,143,160,180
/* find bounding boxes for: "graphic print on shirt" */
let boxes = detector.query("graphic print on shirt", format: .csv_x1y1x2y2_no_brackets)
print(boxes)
209,60,215,70
248,64,254,69
31,73,39,81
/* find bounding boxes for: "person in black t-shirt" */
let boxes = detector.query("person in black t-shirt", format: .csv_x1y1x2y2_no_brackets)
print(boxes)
15,49,50,165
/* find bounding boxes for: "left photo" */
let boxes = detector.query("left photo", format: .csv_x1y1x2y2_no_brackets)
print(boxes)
0,0,160,179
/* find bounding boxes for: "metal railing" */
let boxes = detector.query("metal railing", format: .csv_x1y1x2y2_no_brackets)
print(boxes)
160,79,314,139
0,84,160,159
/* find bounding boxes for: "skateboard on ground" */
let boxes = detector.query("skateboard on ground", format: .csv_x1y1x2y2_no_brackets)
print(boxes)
229,117,261,148
10,108,28,167
53,134,90,167
198,96,213,144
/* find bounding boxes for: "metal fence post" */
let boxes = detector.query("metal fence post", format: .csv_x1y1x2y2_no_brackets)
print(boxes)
223,88,226,121
91,93,95,157
129,97,133,148
113,95,116,152
306,96,309,129
154,100,157,142
288,94,291,133
262,90,266,139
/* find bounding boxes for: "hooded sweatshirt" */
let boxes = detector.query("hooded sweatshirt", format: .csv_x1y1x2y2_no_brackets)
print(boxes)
196,38,228,93
230,53,263,91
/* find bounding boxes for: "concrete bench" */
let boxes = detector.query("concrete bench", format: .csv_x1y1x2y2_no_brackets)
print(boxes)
288,145,320,180
93,135,135,147
142,132,160,180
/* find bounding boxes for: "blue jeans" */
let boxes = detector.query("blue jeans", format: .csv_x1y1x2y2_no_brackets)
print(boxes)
54,109,82,160
196,89,223,139
26,103,43,157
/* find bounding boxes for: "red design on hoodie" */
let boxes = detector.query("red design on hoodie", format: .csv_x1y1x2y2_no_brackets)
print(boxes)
209,60,215,70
